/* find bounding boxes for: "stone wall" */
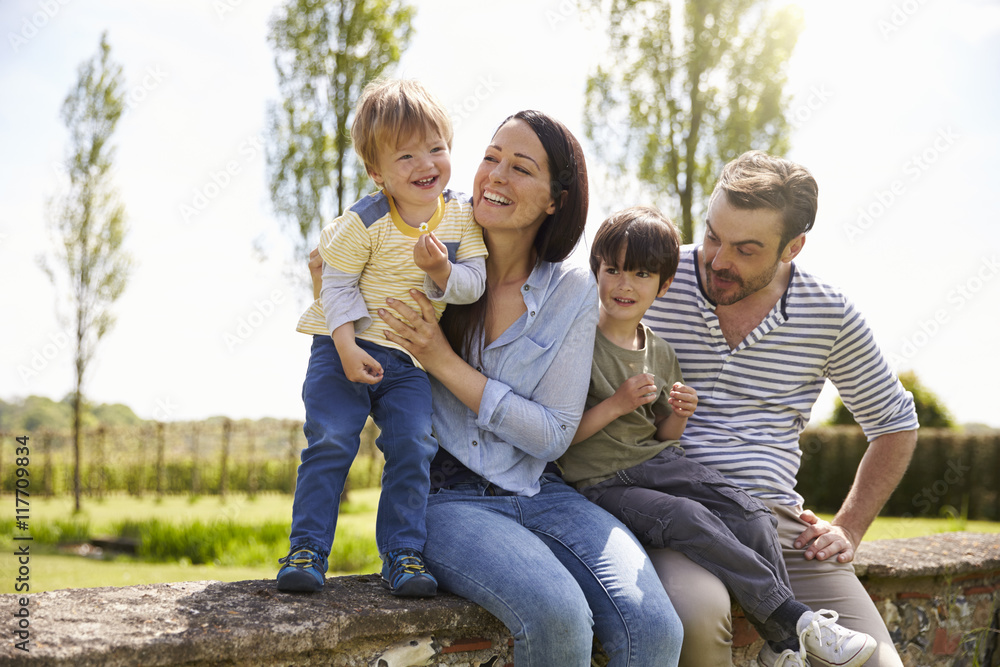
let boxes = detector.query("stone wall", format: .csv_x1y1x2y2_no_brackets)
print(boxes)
2,532,998,667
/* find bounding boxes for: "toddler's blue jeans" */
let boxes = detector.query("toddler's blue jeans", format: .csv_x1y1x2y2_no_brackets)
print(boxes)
289,336,436,561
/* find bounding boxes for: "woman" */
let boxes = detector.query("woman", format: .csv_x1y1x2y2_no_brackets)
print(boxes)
378,111,682,666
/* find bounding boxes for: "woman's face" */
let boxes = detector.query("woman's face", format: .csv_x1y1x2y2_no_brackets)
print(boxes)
472,119,556,235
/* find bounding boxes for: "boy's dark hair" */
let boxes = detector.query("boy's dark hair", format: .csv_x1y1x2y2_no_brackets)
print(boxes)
590,206,681,293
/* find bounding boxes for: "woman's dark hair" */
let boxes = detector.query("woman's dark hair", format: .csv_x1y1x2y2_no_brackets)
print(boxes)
440,111,590,358
509,110,589,263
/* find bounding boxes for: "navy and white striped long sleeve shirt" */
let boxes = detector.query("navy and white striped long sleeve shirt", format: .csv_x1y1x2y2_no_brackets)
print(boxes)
644,245,918,507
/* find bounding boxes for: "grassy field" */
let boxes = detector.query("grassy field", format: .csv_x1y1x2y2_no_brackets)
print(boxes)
1,490,380,594
3,490,998,594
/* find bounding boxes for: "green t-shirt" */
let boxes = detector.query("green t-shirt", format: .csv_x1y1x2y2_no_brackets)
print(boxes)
559,324,683,488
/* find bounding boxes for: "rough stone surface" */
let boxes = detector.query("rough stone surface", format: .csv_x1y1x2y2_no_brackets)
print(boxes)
0,575,512,666
3,533,999,666
853,532,1000,579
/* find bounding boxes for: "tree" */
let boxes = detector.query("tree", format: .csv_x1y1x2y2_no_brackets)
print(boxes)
40,32,131,513
583,0,803,243
829,370,956,429
266,0,415,255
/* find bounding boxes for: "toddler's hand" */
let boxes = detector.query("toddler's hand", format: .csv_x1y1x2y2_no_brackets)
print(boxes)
413,232,451,287
668,382,698,418
338,342,384,384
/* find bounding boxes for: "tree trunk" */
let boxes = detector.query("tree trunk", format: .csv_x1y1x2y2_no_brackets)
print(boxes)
73,386,83,514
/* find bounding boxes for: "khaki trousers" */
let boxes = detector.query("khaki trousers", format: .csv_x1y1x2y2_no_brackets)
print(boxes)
647,502,903,667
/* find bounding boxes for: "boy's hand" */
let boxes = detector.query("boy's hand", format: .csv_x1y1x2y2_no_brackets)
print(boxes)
612,373,660,416
667,382,698,418
336,340,384,384
413,232,451,289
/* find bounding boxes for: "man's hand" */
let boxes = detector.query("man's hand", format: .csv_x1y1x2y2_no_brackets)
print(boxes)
793,510,860,563
413,232,451,289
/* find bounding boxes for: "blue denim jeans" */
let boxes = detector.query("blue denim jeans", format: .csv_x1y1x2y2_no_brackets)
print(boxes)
423,473,683,667
289,336,437,562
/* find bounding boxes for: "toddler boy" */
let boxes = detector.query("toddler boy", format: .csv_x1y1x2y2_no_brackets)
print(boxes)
280,79,487,597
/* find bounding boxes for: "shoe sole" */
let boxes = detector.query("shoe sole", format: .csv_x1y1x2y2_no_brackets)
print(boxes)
277,569,324,593
807,637,877,667
380,575,437,597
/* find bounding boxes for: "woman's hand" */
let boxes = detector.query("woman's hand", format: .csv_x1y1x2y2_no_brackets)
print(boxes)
379,289,455,373
308,247,322,300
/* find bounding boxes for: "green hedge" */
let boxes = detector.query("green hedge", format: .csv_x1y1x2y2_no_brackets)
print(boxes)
798,427,1000,520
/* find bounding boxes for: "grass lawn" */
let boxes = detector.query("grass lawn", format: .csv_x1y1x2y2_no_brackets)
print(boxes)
3,490,998,594
1,489,380,594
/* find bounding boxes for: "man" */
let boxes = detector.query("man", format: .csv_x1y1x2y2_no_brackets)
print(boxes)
644,150,918,667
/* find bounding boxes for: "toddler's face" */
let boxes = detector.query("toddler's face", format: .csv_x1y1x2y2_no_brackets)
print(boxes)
369,129,451,225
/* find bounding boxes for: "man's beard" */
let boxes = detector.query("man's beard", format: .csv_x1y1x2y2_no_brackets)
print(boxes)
704,261,780,306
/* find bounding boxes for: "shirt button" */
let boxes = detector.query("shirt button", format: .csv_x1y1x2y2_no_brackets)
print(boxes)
472,440,478,446
560,425,566,430
530,311,536,317
523,285,529,291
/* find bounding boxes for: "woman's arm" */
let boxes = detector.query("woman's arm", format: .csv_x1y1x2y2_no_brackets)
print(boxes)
382,276,598,461
380,290,487,413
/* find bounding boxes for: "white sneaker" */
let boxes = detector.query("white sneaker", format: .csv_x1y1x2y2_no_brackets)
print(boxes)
797,610,877,667
757,643,809,667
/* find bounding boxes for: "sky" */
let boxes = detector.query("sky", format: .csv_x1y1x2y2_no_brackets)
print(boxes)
1,0,998,427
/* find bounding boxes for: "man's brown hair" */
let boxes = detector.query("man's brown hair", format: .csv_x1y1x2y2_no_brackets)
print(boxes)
710,150,819,249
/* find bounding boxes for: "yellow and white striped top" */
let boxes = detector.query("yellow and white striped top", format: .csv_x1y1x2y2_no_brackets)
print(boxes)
296,189,487,365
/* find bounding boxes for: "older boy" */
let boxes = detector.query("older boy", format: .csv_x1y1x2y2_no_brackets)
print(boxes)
559,206,875,667
280,79,487,596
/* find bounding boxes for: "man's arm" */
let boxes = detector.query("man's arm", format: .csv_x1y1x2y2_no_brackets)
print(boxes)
795,428,917,562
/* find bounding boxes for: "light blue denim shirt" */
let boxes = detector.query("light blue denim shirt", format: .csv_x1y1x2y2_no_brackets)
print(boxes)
429,259,599,496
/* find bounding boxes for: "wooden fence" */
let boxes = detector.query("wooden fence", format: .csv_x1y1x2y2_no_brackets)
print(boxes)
3,424,998,520
0,418,383,498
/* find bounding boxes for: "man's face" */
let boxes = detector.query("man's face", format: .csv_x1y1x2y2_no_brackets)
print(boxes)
701,195,787,306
